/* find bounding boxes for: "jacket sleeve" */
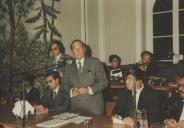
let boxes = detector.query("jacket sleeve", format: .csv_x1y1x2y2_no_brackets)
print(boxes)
90,59,108,94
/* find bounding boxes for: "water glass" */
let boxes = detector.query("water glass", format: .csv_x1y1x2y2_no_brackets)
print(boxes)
136,109,148,128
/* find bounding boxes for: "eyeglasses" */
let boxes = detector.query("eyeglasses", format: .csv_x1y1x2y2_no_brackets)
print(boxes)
46,79,54,84
51,47,58,51
179,84,184,87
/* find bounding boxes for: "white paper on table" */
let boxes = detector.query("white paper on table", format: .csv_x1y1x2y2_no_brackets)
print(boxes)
112,115,125,125
12,100,34,119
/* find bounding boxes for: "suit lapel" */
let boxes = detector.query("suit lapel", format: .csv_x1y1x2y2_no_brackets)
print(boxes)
48,90,54,104
72,61,80,88
137,88,145,110
177,98,184,120
82,57,88,73
50,57,55,66
54,87,60,104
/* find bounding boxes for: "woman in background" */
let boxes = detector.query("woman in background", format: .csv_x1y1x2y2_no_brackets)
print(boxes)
108,54,124,83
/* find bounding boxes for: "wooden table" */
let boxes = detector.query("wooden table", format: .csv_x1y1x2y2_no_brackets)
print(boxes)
0,104,119,128
0,104,162,128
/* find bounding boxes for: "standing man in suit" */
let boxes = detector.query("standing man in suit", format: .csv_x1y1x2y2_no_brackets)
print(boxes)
64,39,108,115
35,71,70,112
113,68,161,126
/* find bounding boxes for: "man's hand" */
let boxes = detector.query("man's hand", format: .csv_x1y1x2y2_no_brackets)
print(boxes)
123,117,134,127
72,88,80,97
177,120,184,127
59,72,64,78
164,119,177,128
34,105,48,113
78,87,89,95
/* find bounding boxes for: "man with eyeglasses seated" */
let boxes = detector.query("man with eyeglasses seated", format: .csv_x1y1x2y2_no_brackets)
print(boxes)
163,75,184,128
34,71,70,113
112,67,161,126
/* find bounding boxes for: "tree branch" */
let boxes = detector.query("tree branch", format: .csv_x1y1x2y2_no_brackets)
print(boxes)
15,15,22,31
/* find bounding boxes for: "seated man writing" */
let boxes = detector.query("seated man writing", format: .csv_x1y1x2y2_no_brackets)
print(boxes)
112,67,161,126
35,71,70,113
163,75,184,128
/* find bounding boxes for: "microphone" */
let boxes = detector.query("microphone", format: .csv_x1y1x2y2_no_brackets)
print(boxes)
57,55,73,66
64,55,73,64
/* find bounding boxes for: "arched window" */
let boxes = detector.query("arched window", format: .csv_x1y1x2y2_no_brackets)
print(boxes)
152,0,184,62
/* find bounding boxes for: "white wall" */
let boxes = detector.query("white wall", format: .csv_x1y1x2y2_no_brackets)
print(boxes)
86,0,100,58
60,0,139,65
60,0,82,55
104,0,136,64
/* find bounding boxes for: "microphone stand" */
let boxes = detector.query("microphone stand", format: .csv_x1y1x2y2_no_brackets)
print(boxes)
18,57,73,128
22,80,26,128
130,68,137,128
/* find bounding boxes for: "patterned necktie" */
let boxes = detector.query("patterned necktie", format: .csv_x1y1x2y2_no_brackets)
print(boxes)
78,61,82,72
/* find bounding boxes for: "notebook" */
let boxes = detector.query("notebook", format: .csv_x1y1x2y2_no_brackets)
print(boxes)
36,119,69,128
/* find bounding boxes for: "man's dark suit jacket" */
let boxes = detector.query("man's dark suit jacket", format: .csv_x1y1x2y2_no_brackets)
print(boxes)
163,93,184,121
64,57,108,115
40,86,70,112
113,87,161,124
25,87,40,104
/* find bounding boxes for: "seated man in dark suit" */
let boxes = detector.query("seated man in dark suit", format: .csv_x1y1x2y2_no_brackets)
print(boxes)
113,68,161,126
35,71,70,113
136,51,159,77
23,74,40,105
163,75,184,128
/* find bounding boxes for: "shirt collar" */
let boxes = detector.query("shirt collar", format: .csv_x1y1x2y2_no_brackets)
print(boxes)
53,86,59,95
76,58,85,67
55,53,62,61
136,85,144,94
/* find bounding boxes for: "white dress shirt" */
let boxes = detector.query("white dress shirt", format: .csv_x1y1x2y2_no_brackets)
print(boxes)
54,53,62,64
53,86,59,95
180,99,184,120
136,86,144,110
76,58,84,72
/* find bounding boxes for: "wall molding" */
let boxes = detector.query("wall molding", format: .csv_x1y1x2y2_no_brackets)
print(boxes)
80,0,88,44
146,0,155,52
135,0,143,61
98,0,105,61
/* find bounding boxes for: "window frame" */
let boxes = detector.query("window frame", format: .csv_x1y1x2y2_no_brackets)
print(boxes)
146,0,180,63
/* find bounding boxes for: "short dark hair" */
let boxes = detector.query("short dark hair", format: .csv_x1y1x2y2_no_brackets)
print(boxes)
127,66,145,80
49,40,65,54
179,74,184,79
109,54,121,64
24,74,35,84
141,51,153,59
45,71,61,84
70,39,86,50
